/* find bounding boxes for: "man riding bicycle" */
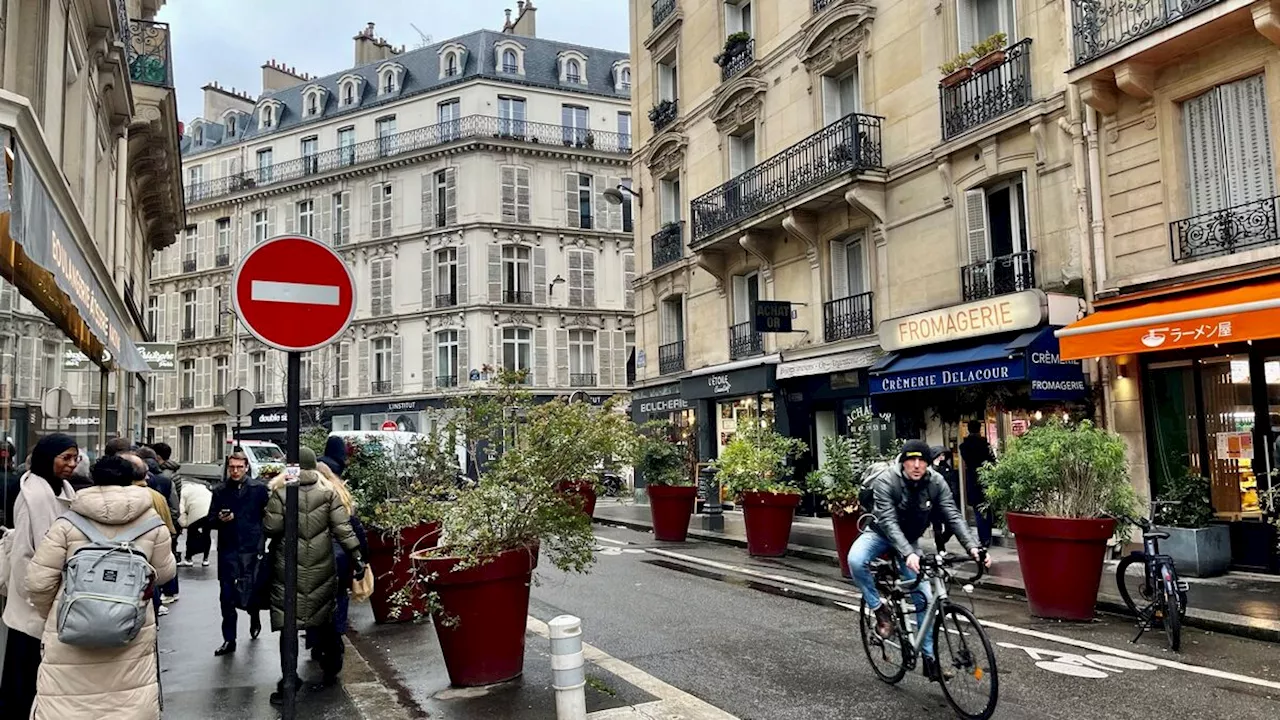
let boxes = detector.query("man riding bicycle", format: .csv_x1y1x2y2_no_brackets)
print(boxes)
848,439,990,681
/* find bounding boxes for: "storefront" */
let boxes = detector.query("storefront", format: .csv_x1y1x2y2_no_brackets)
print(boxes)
1057,273,1280,572
629,382,698,494
680,358,783,461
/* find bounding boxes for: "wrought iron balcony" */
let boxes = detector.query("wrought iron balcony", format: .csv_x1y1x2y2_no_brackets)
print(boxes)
729,322,764,360
719,39,755,82
654,0,676,28
961,250,1038,301
371,381,392,395
691,113,883,245
436,211,448,228
181,327,196,341
823,291,875,342
180,396,194,410
658,341,685,375
254,390,265,403
503,290,533,305
813,0,837,11
182,259,197,273
332,383,342,398
941,39,1033,141
436,375,458,389
650,100,678,133
127,20,173,87
1171,195,1280,263
147,399,156,412
299,387,312,401
652,222,684,269
182,115,632,204
570,373,597,387
215,253,230,267
435,292,457,308
1070,0,1222,65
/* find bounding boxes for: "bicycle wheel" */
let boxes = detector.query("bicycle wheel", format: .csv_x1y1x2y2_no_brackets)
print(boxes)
1159,563,1182,652
933,602,999,720
1115,553,1153,617
859,596,907,684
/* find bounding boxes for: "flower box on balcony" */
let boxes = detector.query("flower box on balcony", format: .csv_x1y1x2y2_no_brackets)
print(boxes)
969,32,1008,75
940,66,973,88
972,49,1007,74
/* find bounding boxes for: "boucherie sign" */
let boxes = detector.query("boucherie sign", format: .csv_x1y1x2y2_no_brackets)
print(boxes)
879,290,1046,352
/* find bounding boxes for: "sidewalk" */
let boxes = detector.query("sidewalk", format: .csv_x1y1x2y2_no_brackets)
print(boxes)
594,499,1280,643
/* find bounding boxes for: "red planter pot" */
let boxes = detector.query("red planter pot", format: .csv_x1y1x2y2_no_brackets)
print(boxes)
367,522,440,624
831,512,862,579
740,491,801,557
647,484,697,542
557,479,598,518
417,545,539,687
1006,512,1116,621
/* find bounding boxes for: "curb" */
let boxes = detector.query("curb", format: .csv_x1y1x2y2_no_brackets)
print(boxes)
594,515,1280,645
339,634,424,720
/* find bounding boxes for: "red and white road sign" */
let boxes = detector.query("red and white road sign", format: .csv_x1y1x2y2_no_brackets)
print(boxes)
380,420,398,431
232,236,356,352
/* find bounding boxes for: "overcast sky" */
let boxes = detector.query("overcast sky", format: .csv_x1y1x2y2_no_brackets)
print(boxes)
156,0,631,121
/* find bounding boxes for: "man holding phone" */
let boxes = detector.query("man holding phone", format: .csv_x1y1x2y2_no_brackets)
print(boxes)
209,451,269,656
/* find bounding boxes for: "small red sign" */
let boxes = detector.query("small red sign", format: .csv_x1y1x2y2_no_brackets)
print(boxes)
233,236,355,352
381,421,398,431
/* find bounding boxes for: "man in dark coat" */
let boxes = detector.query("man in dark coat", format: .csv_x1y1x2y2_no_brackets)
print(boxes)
209,451,270,656
958,421,996,546
319,435,347,476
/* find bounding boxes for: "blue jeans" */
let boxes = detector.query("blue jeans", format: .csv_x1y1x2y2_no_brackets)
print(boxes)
847,531,934,659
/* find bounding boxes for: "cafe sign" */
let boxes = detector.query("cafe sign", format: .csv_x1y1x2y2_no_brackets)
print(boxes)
138,343,178,373
879,290,1046,352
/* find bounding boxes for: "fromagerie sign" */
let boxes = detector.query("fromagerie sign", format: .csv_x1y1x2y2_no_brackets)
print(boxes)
879,290,1045,352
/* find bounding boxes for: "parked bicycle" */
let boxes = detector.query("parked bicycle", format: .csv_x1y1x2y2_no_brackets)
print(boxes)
858,545,999,720
1115,505,1189,651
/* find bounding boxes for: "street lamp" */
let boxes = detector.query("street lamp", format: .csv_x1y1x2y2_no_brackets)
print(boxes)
602,184,641,207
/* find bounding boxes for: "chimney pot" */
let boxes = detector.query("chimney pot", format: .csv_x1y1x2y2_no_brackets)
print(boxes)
505,9,512,21
518,0,525,10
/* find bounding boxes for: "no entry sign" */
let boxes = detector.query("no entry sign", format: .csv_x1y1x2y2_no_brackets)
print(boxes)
233,236,356,352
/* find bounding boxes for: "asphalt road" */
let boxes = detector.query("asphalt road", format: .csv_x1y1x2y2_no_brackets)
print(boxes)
527,524,1280,720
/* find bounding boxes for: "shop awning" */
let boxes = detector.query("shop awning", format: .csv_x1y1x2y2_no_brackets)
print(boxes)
1055,279,1280,361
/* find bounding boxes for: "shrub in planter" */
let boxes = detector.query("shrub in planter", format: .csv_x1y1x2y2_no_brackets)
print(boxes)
712,416,807,557
970,32,1009,73
981,419,1140,620
1154,471,1229,577
939,52,973,88
635,421,697,541
714,31,752,67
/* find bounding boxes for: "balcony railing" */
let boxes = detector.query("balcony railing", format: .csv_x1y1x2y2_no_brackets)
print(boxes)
570,373,597,387
182,259,197,273
435,292,457,308
719,39,755,82
332,383,342,398
652,221,684,269
961,250,1038,301
1070,0,1222,65
1171,195,1280,262
147,399,156,412
183,115,632,204
299,387,312,401
371,381,392,395
691,113,883,245
127,20,173,88
653,0,676,28
658,341,685,375
941,39,1033,141
215,252,230,267
729,321,764,360
650,100,678,133
503,290,533,305
254,390,266,403
813,0,837,11
180,396,194,410
436,211,448,228
436,375,458,389
823,291,875,342
181,327,196,341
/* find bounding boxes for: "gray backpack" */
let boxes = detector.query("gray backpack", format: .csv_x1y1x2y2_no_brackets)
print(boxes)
55,511,164,648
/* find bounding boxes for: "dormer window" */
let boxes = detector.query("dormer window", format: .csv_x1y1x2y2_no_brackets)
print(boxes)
558,50,589,86
503,49,518,73
308,96,318,115
377,62,405,96
225,115,237,137
344,84,355,104
194,124,204,144
621,67,631,89
495,39,526,75
338,74,364,108
258,100,281,130
437,42,470,80
612,60,632,93
447,55,458,76
566,60,581,84
302,84,329,118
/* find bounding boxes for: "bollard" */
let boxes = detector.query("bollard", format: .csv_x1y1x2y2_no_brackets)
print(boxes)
548,615,587,720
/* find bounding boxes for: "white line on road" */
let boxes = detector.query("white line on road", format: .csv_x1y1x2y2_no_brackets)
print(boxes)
250,280,341,305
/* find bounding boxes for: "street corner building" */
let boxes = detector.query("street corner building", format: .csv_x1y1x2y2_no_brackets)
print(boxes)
0,0,183,461
148,3,638,456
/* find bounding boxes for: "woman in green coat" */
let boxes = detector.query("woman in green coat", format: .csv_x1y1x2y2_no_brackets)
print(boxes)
263,447,363,698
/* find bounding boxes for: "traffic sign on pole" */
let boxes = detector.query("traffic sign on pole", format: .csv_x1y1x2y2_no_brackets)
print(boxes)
232,235,356,352
381,420,398,431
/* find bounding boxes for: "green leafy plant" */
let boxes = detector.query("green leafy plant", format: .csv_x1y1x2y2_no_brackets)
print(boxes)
979,419,1140,538
634,421,691,487
939,51,972,76
970,32,1008,58
712,415,807,497
648,99,677,123
339,430,461,534
714,31,753,67
1154,470,1214,529
805,408,894,515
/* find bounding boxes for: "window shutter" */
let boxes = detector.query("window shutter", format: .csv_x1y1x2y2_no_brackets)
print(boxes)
444,168,458,225
598,331,613,387
458,329,469,387
240,210,251,252
285,202,295,234
568,251,583,307
963,188,990,264
369,263,380,316
849,236,868,296
310,351,322,399
422,335,435,390
421,173,434,229
198,357,211,408
339,342,351,397
17,337,33,398
384,180,397,237
582,251,596,308
391,336,403,393
457,246,469,303
370,183,383,239
488,245,502,302
489,327,498,372
594,176,608,230
155,294,165,342
1183,90,1226,218
623,253,635,309
501,166,516,222
199,221,214,269
534,328,548,386
382,260,393,315
358,341,370,395
321,193,332,244
1219,75,1276,206
267,205,277,237
421,251,434,308
197,288,211,338
237,350,248,390
267,352,280,403
516,168,531,224
556,329,570,386
956,0,976,54
565,173,580,228
533,247,548,305
613,330,627,386
732,275,750,324
339,190,352,242
829,240,849,300
166,372,177,411
168,291,180,342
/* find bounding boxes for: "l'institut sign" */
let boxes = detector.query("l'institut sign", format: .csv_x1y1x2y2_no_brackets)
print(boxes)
879,291,1046,352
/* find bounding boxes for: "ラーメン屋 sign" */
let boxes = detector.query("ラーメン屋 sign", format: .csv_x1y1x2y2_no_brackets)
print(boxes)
879,290,1046,352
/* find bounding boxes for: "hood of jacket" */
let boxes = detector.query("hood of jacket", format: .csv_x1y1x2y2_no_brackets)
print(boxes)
69,484,155,526
321,436,347,472
160,459,181,473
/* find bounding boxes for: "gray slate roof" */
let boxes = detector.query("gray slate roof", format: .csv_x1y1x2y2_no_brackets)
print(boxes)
182,29,630,157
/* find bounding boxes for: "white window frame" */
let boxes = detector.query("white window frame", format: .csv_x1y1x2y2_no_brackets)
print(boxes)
337,126,356,165
436,330,459,382
251,352,267,394
435,247,458,299
373,337,393,384
215,218,231,260
724,0,754,36
660,177,682,224
957,0,1018,55
297,199,315,237
729,130,756,178
215,356,228,399
501,327,532,373
182,290,197,335
502,245,531,296
252,210,269,244
147,296,159,338
182,226,197,265
569,329,596,377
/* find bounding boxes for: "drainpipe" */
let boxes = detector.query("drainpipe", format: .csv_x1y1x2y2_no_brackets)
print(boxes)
113,131,129,292
1083,102,1111,431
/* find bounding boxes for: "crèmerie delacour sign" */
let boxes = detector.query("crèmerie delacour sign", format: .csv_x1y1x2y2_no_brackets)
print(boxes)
879,290,1046,352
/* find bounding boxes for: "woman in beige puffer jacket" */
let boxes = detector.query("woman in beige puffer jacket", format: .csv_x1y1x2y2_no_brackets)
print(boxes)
24,454,176,720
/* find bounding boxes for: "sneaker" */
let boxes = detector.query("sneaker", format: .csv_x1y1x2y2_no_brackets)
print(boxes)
161,594,179,605
873,603,895,639
157,605,169,617
178,559,194,567
202,559,210,567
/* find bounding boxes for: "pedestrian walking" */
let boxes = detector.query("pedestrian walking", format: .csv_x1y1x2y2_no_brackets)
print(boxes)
306,462,368,669
121,453,177,619
2,440,20,529
264,448,363,702
0,433,80,716
24,454,176,720
152,442,185,564
178,477,214,567
958,421,996,546
135,448,180,605
210,451,268,656
319,434,348,476
929,446,961,553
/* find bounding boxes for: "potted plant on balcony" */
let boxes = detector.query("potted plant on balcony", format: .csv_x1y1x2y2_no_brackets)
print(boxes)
970,32,1009,74
1153,470,1230,577
714,31,752,67
635,420,698,541
649,99,677,125
938,52,973,88
712,415,808,557
981,419,1140,621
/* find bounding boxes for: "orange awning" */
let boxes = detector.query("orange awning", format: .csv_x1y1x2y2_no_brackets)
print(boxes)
1056,279,1280,360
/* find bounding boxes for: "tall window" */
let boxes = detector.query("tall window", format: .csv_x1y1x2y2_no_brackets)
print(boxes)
830,232,869,301
181,360,196,402
297,199,315,237
252,210,269,244
501,327,532,375
957,0,1016,54
569,330,596,384
661,296,685,343
732,273,761,326
180,427,194,463
301,136,319,174
376,116,397,156
729,130,756,177
373,338,393,386
562,105,589,146
618,112,632,152
435,247,457,304
434,169,451,227
256,148,273,182
502,49,519,73
187,165,205,189
502,246,531,303
660,177,681,224
567,249,596,308
215,218,231,264
371,182,393,238
439,99,461,140
446,54,459,76
567,173,593,229
436,330,459,386
501,166,531,223
498,97,526,137
370,257,393,316
621,67,631,90
215,356,229,399
332,191,349,244
299,355,312,395
212,425,227,459
821,68,860,125
337,126,356,166
725,0,753,35
182,226,197,269
623,251,635,309
251,352,267,395
225,116,236,137
566,59,582,84
1183,75,1276,220
147,296,160,338
658,60,678,102
965,176,1028,265
182,291,196,337
621,178,634,233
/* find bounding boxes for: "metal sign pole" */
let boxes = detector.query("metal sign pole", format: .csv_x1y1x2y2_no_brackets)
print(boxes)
282,351,301,718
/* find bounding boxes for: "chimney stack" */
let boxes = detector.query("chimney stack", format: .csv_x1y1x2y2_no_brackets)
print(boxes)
261,58,310,93
511,1,536,38
202,81,255,123
354,21,400,65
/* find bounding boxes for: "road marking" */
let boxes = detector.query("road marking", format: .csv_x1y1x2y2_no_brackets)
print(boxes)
998,642,1158,680
250,280,340,305
608,537,1280,693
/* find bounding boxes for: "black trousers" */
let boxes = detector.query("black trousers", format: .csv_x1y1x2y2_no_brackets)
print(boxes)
291,624,344,680
0,627,42,716
186,516,212,560
221,598,260,642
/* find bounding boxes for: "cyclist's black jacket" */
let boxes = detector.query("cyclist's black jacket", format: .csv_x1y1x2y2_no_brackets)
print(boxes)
870,463,978,558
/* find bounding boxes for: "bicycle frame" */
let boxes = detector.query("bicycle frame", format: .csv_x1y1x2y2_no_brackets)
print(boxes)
879,564,954,665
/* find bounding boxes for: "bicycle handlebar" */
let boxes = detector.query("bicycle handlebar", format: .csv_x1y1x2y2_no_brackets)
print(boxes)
896,550,986,591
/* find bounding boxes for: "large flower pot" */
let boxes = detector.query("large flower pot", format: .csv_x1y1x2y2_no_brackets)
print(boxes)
740,491,801,557
1156,524,1231,578
557,479,598,518
831,512,862,578
1006,512,1115,621
648,484,698,542
416,545,539,687
367,522,440,624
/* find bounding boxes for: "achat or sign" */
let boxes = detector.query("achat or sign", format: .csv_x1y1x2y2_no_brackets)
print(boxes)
880,290,1045,352
754,300,793,333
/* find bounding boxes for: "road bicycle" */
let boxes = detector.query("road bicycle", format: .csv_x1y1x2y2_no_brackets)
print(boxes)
858,546,999,720
1115,509,1189,651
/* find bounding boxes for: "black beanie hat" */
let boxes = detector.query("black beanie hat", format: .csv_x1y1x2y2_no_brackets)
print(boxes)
900,439,933,464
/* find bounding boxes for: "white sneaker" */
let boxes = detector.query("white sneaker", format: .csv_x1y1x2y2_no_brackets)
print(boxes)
162,595,179,605
202,559,210,567
178,559,194,567
157,605,169,617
